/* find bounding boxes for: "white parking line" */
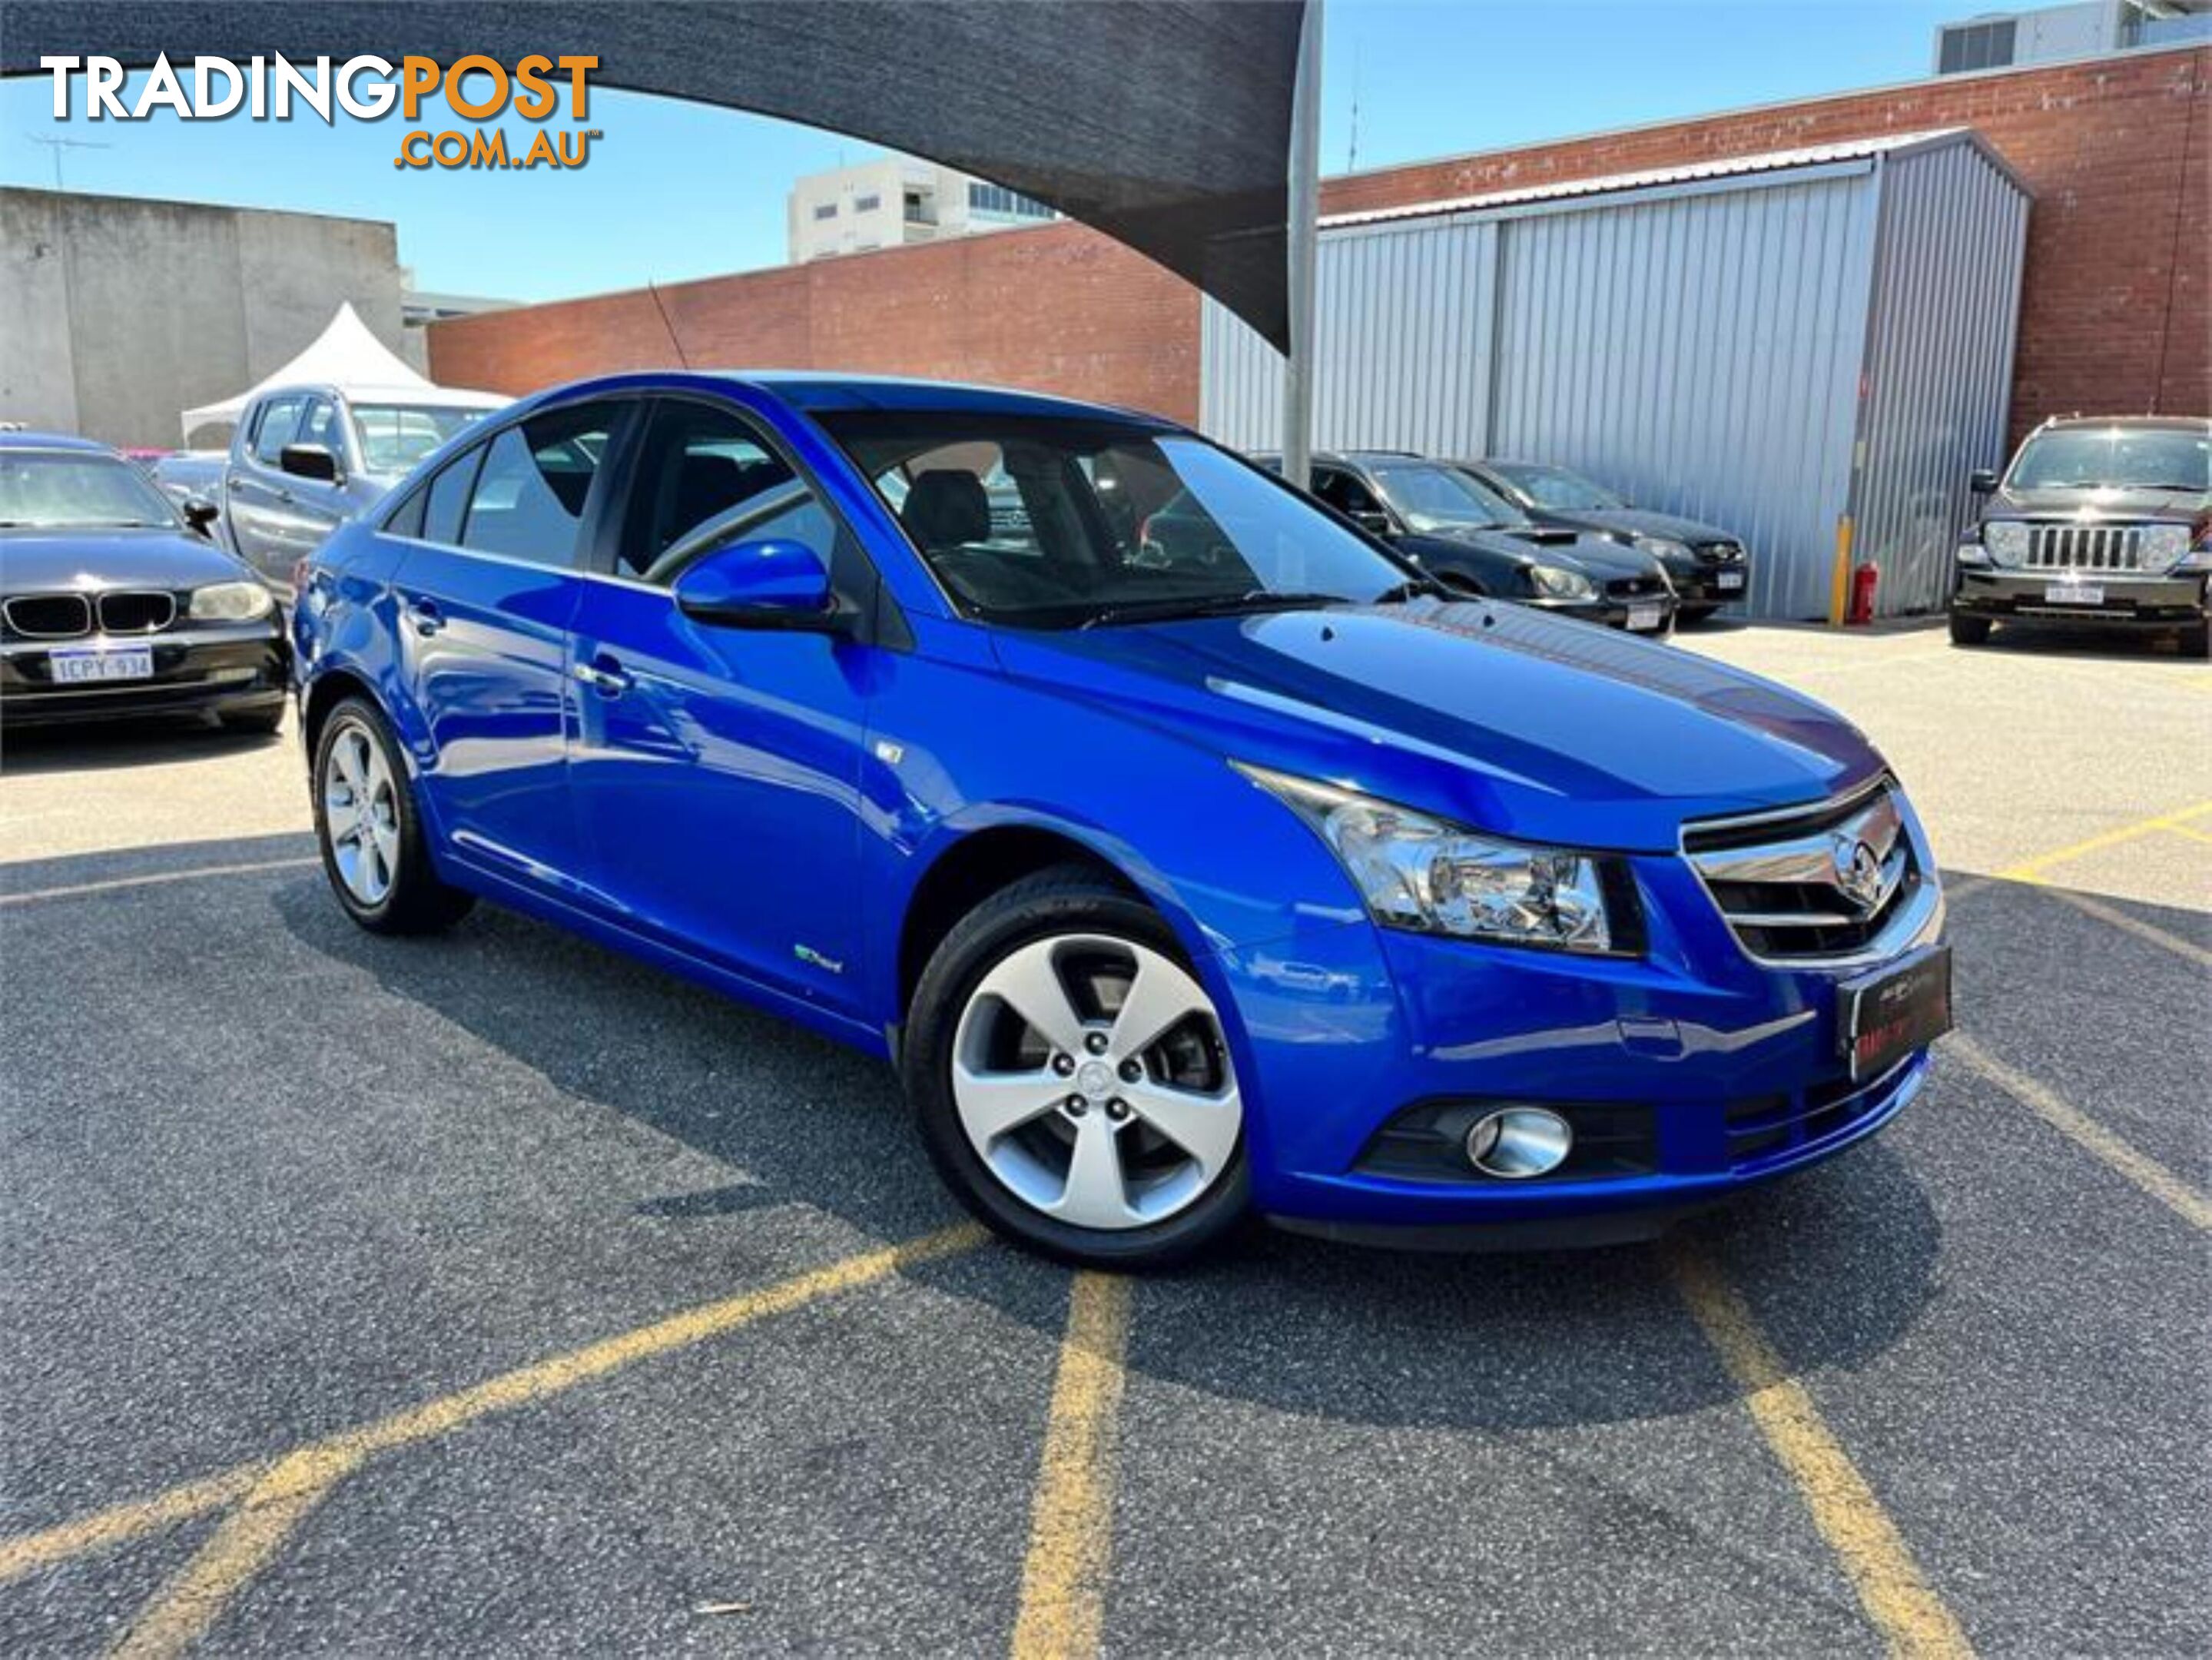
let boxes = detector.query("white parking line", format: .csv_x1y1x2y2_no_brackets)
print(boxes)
0,857,319,908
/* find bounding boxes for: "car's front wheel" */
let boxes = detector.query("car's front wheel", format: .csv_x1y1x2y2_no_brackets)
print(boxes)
903,866,1249,1269
313,697,474,935
2180,619,2210,661
1949,613,1993,646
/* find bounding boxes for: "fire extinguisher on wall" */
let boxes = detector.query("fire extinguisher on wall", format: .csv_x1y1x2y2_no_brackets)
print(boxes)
1847,562,1879,626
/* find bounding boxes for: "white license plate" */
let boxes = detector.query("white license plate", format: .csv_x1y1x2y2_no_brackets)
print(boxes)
1716,570,1746,590
49,645,154,684
2044,584,2104,605
1627,603,1666,632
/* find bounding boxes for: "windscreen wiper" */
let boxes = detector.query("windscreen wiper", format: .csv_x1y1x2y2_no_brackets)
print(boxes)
1076,589,1351,629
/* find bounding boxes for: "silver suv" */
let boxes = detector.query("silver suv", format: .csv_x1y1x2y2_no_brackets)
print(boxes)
223,383,506,586
1953,415,2210,658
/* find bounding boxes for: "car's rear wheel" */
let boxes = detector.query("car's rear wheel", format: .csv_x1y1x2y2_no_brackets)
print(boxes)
313,697,473,935
1949,613,1993,646
903,866,1249,1269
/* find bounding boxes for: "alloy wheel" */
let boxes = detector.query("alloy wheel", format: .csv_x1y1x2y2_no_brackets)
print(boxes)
321,720,401,906
950,932,1242,1231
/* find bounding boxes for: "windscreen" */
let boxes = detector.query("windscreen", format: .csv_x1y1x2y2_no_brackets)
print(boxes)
2007,427,2210,493
352,403,496,475
0,450,178,530
1496,463,1625,511
820,413,1416,628
1372,463,1531,533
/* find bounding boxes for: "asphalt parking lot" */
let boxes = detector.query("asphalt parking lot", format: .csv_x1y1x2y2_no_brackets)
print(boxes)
3,621,2207,1658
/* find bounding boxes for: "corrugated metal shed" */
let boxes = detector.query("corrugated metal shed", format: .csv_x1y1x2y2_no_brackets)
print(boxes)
1202,129,2031,620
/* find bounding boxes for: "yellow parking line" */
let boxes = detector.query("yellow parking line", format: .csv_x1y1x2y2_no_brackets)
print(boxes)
1670,1246,1974,1660
1943,1034,2212,1231
2165,823,2212,847
1011,1272,1134,1660
1997,800,2212,885
2044,889,2212,970
0,1224,985,1587
111,1446,367,1660
0,857,320,908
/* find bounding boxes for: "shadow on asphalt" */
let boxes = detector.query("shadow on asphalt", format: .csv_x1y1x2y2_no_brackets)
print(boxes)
254,863,1949,1434
0,712,288,775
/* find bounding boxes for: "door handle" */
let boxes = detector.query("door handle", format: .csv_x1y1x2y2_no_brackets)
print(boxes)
275,489,296,506
406,597,445,636
572,659,632,697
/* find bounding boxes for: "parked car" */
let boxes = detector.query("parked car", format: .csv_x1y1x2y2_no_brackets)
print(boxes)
1457,458,1751,622
0,431,287,730
294,374,1949,1269
1952,415,2211,656
224,382,506,588
1254,451,1677,634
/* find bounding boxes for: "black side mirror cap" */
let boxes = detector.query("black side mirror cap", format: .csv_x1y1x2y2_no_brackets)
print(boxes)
1969,467,1999,494
181,496,220,536
279,443,340,483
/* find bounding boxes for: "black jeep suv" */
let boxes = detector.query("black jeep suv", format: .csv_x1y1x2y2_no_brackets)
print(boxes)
1952,416,2210,657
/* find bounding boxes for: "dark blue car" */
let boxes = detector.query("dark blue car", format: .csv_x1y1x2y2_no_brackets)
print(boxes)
293,374,1951,1268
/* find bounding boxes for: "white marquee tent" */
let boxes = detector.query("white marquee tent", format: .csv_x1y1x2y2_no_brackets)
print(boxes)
180,303,489,439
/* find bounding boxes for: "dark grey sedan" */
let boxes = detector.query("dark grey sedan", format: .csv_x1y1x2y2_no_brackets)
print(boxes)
1457,458,1750,622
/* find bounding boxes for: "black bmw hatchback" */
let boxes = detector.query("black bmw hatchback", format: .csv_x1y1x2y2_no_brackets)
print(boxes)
0,432,287,730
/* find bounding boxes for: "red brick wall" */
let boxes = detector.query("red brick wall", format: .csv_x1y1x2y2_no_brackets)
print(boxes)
430,48,2210,440
429,220,1203,424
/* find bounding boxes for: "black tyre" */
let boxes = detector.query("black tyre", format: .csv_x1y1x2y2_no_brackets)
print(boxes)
1949,613,1993,647
218,702,284,735
902,865,1249,1270
2180,619,2210,661
311,696,474,935
1677,605,1720,626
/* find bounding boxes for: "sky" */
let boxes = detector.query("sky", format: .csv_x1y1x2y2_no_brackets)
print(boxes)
2,1,1976,304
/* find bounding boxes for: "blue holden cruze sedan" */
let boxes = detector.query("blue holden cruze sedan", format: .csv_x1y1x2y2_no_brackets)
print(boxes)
293,372,1952,1268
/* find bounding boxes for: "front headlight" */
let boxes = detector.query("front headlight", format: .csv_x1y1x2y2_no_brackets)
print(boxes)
189,580,275,622
2137,523,2190,571
1982,522,2028,568
1527,563,1596,601
1235,765,1619,953
1633,535,1692,564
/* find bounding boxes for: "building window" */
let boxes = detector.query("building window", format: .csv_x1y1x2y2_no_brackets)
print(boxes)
812,202,837,221
965,181,1056,219
1937,18,2017,73
854,193,880,213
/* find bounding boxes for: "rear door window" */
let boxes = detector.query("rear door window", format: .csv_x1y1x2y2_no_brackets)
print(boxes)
456,403,621,569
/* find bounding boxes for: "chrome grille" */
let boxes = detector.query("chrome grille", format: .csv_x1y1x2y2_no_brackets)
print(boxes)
2025,523,2144,572
96,590,177,634
1695,540,1746,563
2,593,94,639
1683,781,1920,962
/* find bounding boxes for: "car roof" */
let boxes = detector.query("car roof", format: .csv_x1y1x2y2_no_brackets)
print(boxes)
251,382,509,409
0,430,117,454
502,370,1175,429
2038,414,2210,433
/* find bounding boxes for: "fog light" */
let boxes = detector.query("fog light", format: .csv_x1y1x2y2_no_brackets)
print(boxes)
1464,1107,1572,1179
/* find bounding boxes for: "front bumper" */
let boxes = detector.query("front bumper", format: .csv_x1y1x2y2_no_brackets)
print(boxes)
1209,831,1944,1242
1952,569,2208,628
1533,593,1677,634
0,624,288,725
1670,559,1750,609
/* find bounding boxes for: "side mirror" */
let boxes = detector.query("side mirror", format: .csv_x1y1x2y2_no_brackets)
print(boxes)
673,537,852,634
1969,467,1999,494
181,495,220,536
1353,510,1393,537
279,443,340,483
